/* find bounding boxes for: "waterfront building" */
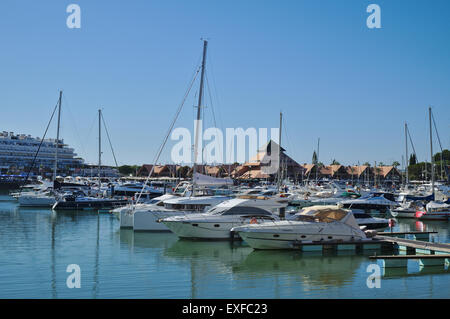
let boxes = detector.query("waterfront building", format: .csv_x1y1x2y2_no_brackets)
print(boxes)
235,140,304,181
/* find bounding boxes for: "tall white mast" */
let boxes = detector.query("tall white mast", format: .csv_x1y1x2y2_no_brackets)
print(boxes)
98,108,102,187
429,107,434,198
277,112,282,191
193,40,208,189
405,122,409,185
53,90,62,181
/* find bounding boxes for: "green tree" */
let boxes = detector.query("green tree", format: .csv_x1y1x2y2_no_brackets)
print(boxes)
409,154,417,166
434,149,450,162
118,165,140,176
331,159,340,165
392,161,400,168
312,151,318,164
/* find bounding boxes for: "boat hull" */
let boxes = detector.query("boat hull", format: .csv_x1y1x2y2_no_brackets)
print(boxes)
237,231,363,250
18,196,56,207
163,220,254,239
53,199,128,211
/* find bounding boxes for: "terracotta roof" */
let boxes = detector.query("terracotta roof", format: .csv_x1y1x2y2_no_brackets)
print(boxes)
346,165,369,177
302,164,316,175
231,165,249,178
374,166,397,177
238,170,270,179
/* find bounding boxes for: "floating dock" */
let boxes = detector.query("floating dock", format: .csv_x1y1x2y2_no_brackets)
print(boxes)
369,234,450,268
369,254,450,267
272,231,449,270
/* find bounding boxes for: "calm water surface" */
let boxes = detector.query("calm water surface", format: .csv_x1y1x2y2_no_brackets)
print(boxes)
0,193,449,299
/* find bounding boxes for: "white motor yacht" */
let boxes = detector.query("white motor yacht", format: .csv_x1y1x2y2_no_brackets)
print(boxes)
416,201,450,221
18,190,57,207
114,193,177,228
339,193,398,216
232,206,367,250
133,191,231,231
290,205,389,231
161,196,289,240
391,201,425,218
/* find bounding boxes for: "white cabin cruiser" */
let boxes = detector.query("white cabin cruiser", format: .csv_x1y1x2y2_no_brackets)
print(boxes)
18,190,57,207
115,193,177,228
290,205,389,231
232,206,367,250
391,201,425,218
416,201,450,221
339,193,398,216
161,196,289,240
133,191,231,231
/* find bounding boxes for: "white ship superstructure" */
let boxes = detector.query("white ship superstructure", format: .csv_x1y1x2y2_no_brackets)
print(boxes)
0,131,83,171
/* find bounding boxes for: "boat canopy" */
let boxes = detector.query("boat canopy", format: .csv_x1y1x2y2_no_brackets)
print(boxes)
294,205,360,229
426,201,450,211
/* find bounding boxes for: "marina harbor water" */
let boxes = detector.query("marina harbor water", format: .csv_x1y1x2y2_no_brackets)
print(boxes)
0,191,448,299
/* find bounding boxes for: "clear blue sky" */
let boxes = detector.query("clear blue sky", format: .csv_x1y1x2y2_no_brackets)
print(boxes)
0,0,449,167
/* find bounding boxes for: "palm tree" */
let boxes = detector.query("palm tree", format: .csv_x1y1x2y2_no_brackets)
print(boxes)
392,161,400,168
331,159,340,165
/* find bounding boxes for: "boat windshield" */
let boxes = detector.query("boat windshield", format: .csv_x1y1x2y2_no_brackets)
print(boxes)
207,206,272,216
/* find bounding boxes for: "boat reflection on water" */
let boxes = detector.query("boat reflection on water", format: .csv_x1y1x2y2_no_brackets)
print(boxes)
394,218,449,242
164,239,253,266
118,229,178,250
232,250,364,289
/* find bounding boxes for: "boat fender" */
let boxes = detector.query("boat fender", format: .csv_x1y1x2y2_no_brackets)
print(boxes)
388,219,396,227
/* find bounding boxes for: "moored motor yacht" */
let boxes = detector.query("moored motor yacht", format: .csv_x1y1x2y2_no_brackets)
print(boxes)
232,206,367,250
133,191,231,231
115,193,177,228
52,191,128,211
415,201,450,221
291,205,389,231
18,190,57,207
161,196,289,239
339,193,398,216
391,201,425,218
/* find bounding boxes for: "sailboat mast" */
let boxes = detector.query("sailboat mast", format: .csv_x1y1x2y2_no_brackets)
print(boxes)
277,112,282,191
429,107,434,197
98,109,102,187
53,90,62,181
315,138,320,182
193,40,208,180
405,122,409,185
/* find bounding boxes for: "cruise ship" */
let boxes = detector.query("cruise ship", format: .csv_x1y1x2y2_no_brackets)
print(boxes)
0,131,83,173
